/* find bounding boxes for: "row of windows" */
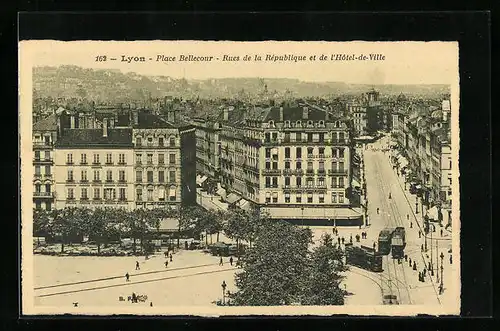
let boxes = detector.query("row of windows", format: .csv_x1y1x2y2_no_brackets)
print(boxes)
136,170,176,183
265,132,347,143
265,192,346,204
265,176,346,188
265,161,346,171
34,165,52,176
136,187,177,202
265,147,346,159
135,136,176,147
268,119,344,128
66,153,127,165
34,151,51,160
136,153,176,164
67,169,128,182
67,187,127,200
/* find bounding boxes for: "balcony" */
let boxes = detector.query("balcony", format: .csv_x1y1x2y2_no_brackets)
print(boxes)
306,169,315,175
33,141,53,148
34,158,53,164
118,179,127,183
136,178,143,183
317,169,326,175
92,162,101,166
66,179,75,183
80,179,89,184
105,179,114,183
118,161,126,165
33,191,53,198
92,179,102,183
105,161,114,165
80,161,88,165
34,173,42,179
262,168,282,175
66,161,74,165
93,197,102,201
328,169,348,175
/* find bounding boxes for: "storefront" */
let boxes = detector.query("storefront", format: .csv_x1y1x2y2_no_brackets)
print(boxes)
263,206,364,227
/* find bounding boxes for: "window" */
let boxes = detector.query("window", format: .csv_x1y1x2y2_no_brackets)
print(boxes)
93,153,100,164
147,171,154,182
265,177,271,188
284,147,290,158
81,153,87,164
42,151,49,161
265,133,271,142
284,132,290,142
285,192,290,203
67,170,73,181
265,148,271,158
106,170,113,181
35,166,41,175
136,137,142,146
332,161,338,171
35,202,42,210
307,120,313,127
119,153,125,164
158,187,165,201
284,120,291,128
67,153,73,164
448,178,452,186
339,148,345,158
307,147,314,158
339,177,345,188
34,151,41,160
93,170,100,182
272,192,278,203
449,160,452,169
35,184,41,192
319,193,325,203
45,165,51,176
296,194,302,203
307,177,314,188
106,153,113,164
339,132,345,142
147,188,154,201
272,162,278,170
339,161,345,171
265,192,271,203
307,161,313,171
319,161,325,171
147,154,153,164
104,188,116,200
284,161,290,169
136,154,142,164
158,154,165,164
81,188,88,199
296,147,302,158
296,177,302,187
169,170,176,183
169,137,176,146
307,192,313,203
119,188,126,200
269,120,275,127
318,178,325,187
119,170,125,182
136,171,142,182
67,188,74,200
46,202,51,211
319,133,325,143
169,187,176,201
272,177,278,188
332,192,337,203
338,192,345,203
295,132,302,142
159,137,164,147
284,177,290,187
307,133,313,142
81,170,87,181
319,147,325,158
169,153,176,164
136,188,143,201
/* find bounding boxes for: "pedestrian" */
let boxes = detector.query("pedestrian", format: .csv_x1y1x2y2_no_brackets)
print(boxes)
449,255,453,264
164,251,168,258
423,268,427,276
349,235,353,244
341,237,345,244
373,242,376,250
150,302,153,307
219,256,223,266
418,272,422,282
125,272,130,282
418,230,421,238
389,192,391,199
170,254,173,262
407,214,409,221
135,261,140,270
410,222,413,228
165,260,168,268
440,229,443,237
428,262,431,270
356,234,360,242
409,257,412,266
377,207,380,214
338,237,341,245
230,256,233,266
421,244,424,252
404,254,408,262
413,261,417,271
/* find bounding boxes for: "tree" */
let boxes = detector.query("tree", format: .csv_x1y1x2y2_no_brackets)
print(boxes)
49,207,84,253
33,208,50,238
230,220,312,306
300,233,347,305
84,207,109,255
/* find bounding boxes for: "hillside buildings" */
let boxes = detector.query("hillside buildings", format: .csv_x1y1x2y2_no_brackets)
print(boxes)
193,101,364,226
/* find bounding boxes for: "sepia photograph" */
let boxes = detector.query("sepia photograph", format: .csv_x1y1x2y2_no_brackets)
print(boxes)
19,40,460,316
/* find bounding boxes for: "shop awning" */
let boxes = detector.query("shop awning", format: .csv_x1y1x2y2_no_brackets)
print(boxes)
226,193,241,204
265,207,363,220
238,199,252,211
427,206,439,220
158,218,180,232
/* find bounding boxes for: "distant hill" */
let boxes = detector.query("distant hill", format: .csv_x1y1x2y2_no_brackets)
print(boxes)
33,65,450,102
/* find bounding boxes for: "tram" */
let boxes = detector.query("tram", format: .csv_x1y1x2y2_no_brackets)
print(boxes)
391,227,406,259
377,228,394,255
345,243,383,272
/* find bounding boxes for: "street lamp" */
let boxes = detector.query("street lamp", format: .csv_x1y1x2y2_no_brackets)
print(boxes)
440,252,445,289
221,280,227,305
415,200,419,214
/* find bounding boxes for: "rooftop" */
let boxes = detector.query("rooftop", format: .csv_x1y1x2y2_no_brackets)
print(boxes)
33,114,58,132
56,128,133,148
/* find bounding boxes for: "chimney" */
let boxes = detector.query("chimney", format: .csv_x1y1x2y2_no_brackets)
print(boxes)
279,107,284,122
103,118,108,137
223,108,229,121
167,110,174,123
325,108,329,121
133,110,139,126
302,107,308,120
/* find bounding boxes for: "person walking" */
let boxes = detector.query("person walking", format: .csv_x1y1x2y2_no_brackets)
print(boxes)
410,222,413,228
449,254,453,264
341,237,345,245
164,251,168,258
440,229,443,237
409,257,412,266
165,260,168,268
421,244,424,252
372,242,376,250
230,256,233,266
170,254,173,262
377,207,380,215
219,256,223,266
125,272,130,282
413,261,417,271
407,214,409,221
418,230,421,238
135,261,140,271
338,237,341,245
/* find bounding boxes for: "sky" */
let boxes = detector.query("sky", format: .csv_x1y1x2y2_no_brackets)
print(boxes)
20,41,458,85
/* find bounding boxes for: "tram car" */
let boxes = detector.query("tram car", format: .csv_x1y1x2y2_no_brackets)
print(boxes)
391,227,406,259
377,228,394,255
345,243,383,272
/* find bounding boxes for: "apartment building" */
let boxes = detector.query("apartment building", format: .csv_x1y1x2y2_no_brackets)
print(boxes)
195,103,363,226
54,118,135,210
132,111,197,210
33,114,59,210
